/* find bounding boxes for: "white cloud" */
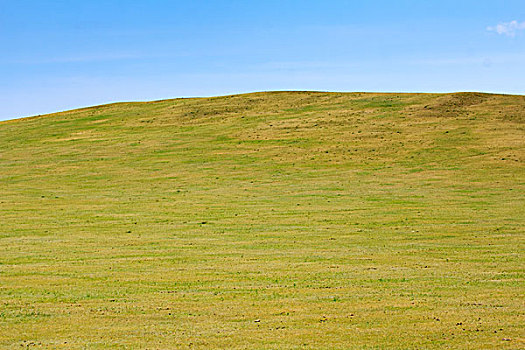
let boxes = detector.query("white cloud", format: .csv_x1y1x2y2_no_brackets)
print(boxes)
487,20,525,37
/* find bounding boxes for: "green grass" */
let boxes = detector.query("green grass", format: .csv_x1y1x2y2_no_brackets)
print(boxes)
0,91,523,349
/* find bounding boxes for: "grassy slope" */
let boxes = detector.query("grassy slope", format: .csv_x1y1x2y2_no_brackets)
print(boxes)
0,91,523,349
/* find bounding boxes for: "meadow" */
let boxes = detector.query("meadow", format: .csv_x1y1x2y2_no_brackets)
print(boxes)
0,91,523,348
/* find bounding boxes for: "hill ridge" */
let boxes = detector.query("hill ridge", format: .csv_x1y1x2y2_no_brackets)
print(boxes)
2,90,522,125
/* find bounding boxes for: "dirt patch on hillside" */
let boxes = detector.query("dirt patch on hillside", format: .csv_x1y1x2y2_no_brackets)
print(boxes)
405,92,491,118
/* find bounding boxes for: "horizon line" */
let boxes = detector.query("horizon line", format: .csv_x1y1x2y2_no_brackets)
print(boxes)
1,89,523,124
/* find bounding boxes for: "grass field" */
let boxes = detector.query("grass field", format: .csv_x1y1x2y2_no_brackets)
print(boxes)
0,91,523,349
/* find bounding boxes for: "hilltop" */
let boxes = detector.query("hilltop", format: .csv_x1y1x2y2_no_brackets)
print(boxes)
0,91,523,349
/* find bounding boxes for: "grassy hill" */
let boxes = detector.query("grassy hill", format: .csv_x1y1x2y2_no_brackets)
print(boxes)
0,91,523,349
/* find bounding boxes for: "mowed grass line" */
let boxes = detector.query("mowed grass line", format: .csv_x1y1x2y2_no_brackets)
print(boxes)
0,91,524,349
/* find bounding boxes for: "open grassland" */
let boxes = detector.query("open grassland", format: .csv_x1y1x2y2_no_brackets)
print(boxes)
0,91,524,349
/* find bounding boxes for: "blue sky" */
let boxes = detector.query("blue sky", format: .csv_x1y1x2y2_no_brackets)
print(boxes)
1,0,524,120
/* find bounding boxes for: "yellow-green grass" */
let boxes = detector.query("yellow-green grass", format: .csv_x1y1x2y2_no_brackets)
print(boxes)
0,91,523,349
